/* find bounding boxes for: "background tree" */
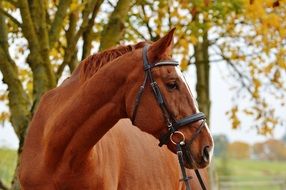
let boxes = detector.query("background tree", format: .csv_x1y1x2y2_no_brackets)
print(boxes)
253,139,286,160
253,142,265,159
222,0,286,135
281,131,286,144
227,141,251,159
0,0,131,188
213,134,229,157
213,134,231,177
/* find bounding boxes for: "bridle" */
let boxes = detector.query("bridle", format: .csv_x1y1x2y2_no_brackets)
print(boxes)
130,46,208,190
131,45,206,147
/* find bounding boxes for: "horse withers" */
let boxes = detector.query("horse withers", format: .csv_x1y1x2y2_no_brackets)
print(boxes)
19,29,214,189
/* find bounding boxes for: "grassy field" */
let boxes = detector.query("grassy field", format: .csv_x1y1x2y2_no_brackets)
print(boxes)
0,148,17,188
215,158,286,190
215,157,286,176
1,149,286,189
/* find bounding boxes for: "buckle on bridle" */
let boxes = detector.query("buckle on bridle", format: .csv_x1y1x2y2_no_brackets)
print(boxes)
167,122,173,129
170,131,185,145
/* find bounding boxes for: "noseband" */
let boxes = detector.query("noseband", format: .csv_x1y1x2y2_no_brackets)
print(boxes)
131,45,206,147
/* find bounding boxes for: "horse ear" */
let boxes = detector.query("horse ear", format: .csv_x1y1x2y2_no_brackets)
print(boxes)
148,28,175,62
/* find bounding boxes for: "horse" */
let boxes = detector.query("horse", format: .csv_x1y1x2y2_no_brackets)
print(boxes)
19,29,214,190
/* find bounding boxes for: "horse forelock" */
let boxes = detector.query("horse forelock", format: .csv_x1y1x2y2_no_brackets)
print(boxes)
79,41,148,81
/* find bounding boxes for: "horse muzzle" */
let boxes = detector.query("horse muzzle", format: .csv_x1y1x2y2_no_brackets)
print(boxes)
182,141,213,169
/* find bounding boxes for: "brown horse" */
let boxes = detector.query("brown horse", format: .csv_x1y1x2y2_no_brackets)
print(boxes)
19,29,214,189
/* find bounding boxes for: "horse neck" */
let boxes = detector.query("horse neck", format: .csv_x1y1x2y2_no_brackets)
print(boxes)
44,58,135,168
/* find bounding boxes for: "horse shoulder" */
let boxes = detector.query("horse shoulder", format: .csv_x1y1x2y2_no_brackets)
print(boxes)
92,119,184,190
20,78,81,188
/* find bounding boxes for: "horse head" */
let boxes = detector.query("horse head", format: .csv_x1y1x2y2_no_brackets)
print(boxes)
125,29,214,169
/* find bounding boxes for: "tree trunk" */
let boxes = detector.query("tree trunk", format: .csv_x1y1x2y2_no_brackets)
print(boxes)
0,8,31,190
10,153,21,190
194,32,210,120
194,31,217,190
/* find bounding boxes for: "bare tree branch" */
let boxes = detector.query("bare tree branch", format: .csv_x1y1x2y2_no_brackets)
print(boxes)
56,12,77,79
57,0,100,78
167,5,172,29
18,0,39,57
215,46,253,95
126,18,147,40
3,0,17,7
0,9,9,51
49,0,72,48
82,0,104,59
0,1,30,145
0,8,22,27
107,0,116,8
74,0,98,42
99,0,132,50
0,47,31,140
140,4,155,40
0,179,8,190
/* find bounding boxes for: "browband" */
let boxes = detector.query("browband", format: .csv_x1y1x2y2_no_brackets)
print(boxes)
143,45,178,71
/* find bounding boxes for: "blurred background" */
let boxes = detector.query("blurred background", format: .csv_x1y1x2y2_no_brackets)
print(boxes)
0,0,286,189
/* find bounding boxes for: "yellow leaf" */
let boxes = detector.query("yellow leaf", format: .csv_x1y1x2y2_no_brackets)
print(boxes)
277,59,286,69
0,92,8,101
180,58,189,71
228,106,241,129
253,78,261,89
189,35,198,45
265,13,281,29
272,69,281,83
280,28,286,38
0,112,10,121
26,80,33,95
243,109,254,115
259,125,272,135
70,2,78,12
252,89,260,99
70,1,84,12
180,39,189,49
263,63,274,74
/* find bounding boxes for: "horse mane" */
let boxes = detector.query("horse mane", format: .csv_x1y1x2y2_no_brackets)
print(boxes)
80,42,148,81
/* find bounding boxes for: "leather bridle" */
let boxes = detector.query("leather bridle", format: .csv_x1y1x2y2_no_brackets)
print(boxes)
130,45,208,190
131,45,206,146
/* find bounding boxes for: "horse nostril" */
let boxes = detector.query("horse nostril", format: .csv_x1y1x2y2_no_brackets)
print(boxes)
202,146,210,163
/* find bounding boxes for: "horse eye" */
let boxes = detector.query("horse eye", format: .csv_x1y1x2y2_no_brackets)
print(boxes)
166,81,178,90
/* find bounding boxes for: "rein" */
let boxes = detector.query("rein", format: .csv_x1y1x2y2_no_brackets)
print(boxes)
176,141,207,190
131,46,208,189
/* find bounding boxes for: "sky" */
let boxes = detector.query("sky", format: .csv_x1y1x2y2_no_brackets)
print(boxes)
1,60,285,149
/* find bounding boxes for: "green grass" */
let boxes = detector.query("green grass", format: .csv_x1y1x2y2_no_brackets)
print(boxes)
0,148,17,188
215,158,286,177
215,158,286,190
